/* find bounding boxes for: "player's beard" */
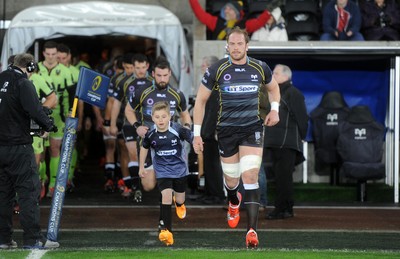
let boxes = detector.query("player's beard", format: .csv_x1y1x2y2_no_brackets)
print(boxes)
155,81,168,90
230,50,246,62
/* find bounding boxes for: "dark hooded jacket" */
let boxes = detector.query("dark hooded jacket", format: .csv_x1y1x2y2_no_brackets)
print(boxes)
263,80,309,164
360,0,400,40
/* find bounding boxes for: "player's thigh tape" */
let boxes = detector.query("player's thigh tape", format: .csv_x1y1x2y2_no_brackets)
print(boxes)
221,162,240,178
240,155,262,174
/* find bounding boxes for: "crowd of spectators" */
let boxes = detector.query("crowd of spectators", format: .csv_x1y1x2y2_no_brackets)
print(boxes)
195,0,400,41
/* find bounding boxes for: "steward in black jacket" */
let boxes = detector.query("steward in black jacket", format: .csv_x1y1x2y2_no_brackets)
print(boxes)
264,80,308,155
263,64,308,220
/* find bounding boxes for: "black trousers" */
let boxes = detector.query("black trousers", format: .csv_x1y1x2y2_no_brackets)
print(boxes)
269,148,297,211
0,144,42,245
203,139,225,199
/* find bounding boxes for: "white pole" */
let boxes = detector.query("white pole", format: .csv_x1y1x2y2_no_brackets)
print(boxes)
394,57,399,203
303,141,308,184
34,41,39,63
387,59,395,186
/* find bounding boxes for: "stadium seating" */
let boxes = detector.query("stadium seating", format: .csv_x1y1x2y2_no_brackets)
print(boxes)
310,91,350,185
285,0,320,40
336,105,386,202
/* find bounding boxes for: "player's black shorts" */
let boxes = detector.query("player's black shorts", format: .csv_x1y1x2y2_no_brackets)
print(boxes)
122,123,138,142
157,176,188,192
217,122,264,157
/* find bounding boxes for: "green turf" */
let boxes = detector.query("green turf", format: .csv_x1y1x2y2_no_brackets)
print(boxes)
6,230,400,251
2,230,399,259
1,249,400,259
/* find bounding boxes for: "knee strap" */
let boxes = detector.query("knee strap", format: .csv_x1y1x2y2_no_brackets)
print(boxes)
240,155,262,173
221,162,240,178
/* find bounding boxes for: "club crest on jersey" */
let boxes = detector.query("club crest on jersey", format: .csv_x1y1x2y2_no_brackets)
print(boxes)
147,98,154,105
223,74,232,81
171,138,177,146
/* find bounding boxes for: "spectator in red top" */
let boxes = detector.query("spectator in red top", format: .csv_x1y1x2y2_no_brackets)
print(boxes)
320,0,364,41
189,0,271,40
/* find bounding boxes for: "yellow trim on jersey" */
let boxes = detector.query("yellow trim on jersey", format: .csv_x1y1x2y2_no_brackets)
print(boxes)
248,59,267,121
248,59,266,82
214,60,231,126
137,86,155,122
167,87,183,112
115,73,127,87
122,75,135,99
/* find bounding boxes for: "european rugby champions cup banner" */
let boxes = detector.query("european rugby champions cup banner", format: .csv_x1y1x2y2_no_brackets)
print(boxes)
75,67,110,109
47,67,109,241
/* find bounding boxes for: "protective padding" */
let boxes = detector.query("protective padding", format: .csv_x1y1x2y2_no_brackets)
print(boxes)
240,155,262,173
221,162,240,178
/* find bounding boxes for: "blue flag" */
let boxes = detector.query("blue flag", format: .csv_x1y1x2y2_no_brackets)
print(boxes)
76,67,110,109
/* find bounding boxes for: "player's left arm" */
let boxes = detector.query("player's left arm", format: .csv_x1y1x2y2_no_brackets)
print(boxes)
179,110,192,128
139,146,149,178
263,77,280,127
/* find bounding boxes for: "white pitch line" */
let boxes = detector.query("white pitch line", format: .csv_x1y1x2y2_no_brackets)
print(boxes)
26,249,47,259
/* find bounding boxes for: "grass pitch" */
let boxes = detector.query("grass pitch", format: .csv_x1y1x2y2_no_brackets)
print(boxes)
1,229,399,259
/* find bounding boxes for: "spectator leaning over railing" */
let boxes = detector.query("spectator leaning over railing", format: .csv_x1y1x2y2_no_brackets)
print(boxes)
189,0,271,40
251,7,288,42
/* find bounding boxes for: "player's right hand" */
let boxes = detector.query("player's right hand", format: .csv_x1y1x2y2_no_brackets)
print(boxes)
137,125,149,138
102,125,110,136
110,125,118,137
193,136,204,154
138,169,146,178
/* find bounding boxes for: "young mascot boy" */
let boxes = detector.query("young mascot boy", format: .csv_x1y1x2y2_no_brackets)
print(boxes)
138,101,193,246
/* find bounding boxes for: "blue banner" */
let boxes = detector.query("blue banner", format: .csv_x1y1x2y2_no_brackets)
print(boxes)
293,70,390,141
76,67,110,109
47,117,78,241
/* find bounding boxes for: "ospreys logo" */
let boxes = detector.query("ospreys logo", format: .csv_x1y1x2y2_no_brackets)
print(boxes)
354,128,367,140
254,131,261,145
326,113,338,126
91,76,102,91
1,81,8,92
